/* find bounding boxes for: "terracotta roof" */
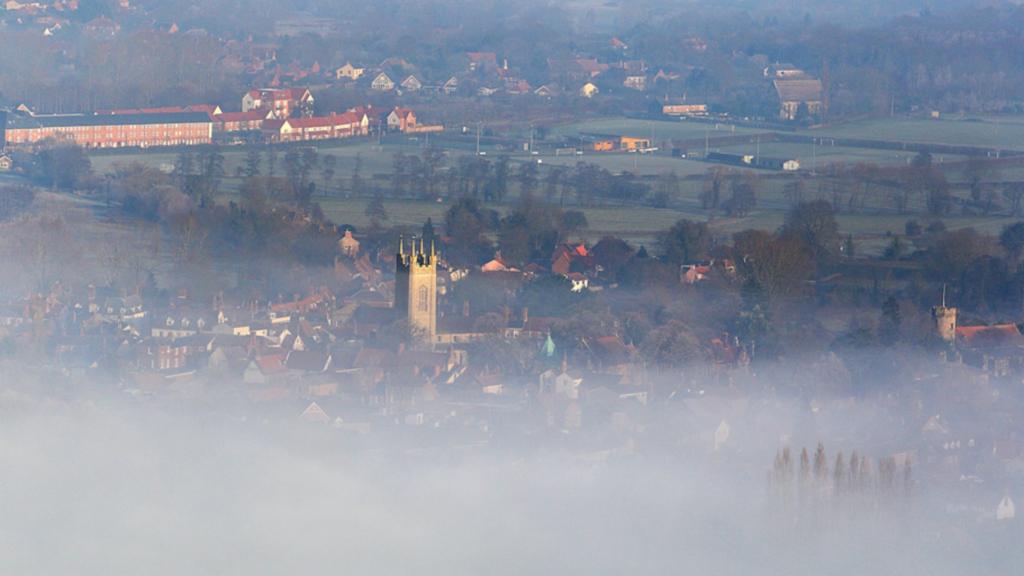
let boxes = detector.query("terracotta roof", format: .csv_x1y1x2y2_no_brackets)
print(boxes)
255,354,287,375
285,350,331,372
284,112,362,129
216,110,269,122
955,324,1024,348
270,290,332,314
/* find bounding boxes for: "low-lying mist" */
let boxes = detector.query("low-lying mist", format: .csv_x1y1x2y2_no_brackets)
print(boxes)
1,377,1018,576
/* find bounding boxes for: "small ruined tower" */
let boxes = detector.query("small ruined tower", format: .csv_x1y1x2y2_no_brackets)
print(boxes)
395,235,437,341
931,285,957,343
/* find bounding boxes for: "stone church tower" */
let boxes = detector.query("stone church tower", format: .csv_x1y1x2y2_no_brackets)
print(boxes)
395,236,437,340
931,285,957,343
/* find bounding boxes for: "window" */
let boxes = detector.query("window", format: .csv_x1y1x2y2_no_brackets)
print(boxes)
417,286,429,312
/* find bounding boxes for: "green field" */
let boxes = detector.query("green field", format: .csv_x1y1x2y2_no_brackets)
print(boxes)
712,140,964,167
79,114,1024,258
810,116,1024,150
535,151,711,176
89,140,418,181
549,117,762,141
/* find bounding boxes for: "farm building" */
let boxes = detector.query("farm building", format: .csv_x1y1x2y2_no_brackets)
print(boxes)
706,152,799,171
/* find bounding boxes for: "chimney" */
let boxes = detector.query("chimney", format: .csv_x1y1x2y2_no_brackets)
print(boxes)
502,306,511,324
521,307,529,326
462,300,470,317
398,341,406,355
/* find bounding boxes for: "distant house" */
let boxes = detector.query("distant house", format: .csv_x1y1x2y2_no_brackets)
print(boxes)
214,109,273,133
371,72,395,91
551,243,591,275
338,229,360,256
504,78,531,95
83,16,120,38
652,69,681,83
663,103,708,116
579,82,599,98
242,88,314,119
442,76,459,96
481,253,518,273
386,107,416,132
335,62,365,80
769,65,824,120
262,112,369,143
243,354,287,384
0,154,12,172
619,136,651,151
954,323,1024,377
400,75,423,92
623,75,647,91
300,401,330,424
773,78,824,120
534,84,560,98
467,51,498,71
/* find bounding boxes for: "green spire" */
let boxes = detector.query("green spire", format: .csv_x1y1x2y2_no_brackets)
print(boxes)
541,332,556,358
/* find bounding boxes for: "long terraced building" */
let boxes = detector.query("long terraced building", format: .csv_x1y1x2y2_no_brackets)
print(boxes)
1,110,214,149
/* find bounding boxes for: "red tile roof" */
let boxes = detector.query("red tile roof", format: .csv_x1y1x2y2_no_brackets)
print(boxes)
955,324,1024,348
216,110,269,122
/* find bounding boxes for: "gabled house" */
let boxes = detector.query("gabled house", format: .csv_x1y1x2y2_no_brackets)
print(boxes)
338,229,360,257
534,84,560,98
623,75,647,91
579,82,599,98
300,401,330,423
242,88,314,119
371,72,395,91
773,77,824,120
386,107,416,132
0,154,12,172
214,109,274,133
505,78,531,95
481,253,518,273
466,51,498,71
400,75,423,92
243,354,287,384
442,76,459,96
335,62,365,80
262,112,369,143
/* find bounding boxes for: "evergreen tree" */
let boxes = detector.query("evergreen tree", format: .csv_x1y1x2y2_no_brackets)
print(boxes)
833,452,846,494
813,443,828,484
244,147,262,178
351,153,364,196
365,193,389,227
421,217,436,247
320,154,337,196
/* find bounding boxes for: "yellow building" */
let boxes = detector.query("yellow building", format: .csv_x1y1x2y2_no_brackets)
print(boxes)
619,136,651,151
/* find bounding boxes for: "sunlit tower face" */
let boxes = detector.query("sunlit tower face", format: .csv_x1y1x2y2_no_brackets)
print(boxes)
395,236,437,341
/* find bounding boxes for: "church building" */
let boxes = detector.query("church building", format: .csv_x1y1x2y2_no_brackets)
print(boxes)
395,236,437,341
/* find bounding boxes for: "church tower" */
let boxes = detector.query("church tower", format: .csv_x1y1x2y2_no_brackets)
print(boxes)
395,236,437,341
932,285,957,343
